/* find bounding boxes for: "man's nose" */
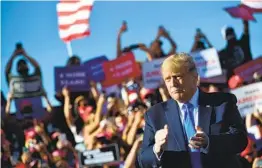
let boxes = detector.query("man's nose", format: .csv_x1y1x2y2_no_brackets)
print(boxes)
170,77,179,87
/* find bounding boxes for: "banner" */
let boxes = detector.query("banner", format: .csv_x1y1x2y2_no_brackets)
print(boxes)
234,57,262,82
84,56,108,82
200,70,227,84
79,143,120,167
14,96,46,119
190,48,222,78
54,66,90,92
231,82,262,117
102,52,141,86
142,58,165,89
9,75,44,98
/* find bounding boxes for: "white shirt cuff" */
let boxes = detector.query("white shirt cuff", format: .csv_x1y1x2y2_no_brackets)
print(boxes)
153,144,164,161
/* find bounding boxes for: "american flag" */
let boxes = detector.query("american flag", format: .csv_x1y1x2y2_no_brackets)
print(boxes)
241,0,262,12
57,0,94,42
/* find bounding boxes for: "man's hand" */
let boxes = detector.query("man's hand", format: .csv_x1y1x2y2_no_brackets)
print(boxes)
189,126,208,149
154,125,168,155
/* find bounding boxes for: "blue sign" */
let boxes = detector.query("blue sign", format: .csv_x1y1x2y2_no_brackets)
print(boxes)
54,65,90,92
84,56,108,82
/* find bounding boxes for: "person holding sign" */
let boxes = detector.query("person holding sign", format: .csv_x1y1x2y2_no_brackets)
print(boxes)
219,20,252,80
5,43,46,99
139,53,247,168
5,43,41,84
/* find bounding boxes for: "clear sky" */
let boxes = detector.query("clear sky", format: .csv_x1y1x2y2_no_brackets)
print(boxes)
1,1,262,109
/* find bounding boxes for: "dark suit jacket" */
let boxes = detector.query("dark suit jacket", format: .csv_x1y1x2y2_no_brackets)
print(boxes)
138,91,248,168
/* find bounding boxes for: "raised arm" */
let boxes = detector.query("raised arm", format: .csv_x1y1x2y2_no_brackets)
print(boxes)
85,94,106,134
62,87,74,127
138,43,154,61
126,110,144,145
122,113,135,142
243,20,249,35
190,32,213,53
117,21,127,58
5,50,21,83
90,81,99,102
160,26,177,55
42,91,53,113
124,135,143,168
5,91,14,115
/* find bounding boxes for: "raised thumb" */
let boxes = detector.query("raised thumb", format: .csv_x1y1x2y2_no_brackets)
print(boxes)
196,126,203,132
164,124,168,131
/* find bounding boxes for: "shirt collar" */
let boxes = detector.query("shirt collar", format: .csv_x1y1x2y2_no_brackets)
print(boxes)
177,88,199,110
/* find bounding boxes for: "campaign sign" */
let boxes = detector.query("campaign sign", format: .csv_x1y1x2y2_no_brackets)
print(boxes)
142,58,165,89
84,56,108,82
79,143,120,166
190,48,223,78
9,75,44,98
54,66,90,92
14,96,46,119
231,82,262,117
200,70,228,84
102,52,141,86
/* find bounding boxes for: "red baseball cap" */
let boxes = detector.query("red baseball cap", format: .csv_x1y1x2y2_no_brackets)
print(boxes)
228,75,244,89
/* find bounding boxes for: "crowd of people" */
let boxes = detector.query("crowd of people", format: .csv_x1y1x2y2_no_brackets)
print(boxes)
1,19,262,168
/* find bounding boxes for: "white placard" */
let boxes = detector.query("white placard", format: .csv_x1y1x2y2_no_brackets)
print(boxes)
142,58,165,89
190,48,222,78
231,82,262,117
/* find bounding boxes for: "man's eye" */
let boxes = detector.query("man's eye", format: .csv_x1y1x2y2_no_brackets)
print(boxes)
173,76,182,80
165,78,170,82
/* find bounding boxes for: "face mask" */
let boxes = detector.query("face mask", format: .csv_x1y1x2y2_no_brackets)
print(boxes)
78,106,93,122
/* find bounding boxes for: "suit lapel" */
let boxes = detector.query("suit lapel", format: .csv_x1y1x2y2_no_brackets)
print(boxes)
165,99,186,150
198,91,212,134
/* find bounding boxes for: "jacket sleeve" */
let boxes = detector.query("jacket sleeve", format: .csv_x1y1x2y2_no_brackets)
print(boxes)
138,110,161,168
208,94,248,155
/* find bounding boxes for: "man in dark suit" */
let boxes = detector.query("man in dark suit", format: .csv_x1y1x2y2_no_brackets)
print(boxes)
138,53,247,168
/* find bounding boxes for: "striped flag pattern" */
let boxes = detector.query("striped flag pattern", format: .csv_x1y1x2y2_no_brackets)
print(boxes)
57,0,94,42
241,0,262,12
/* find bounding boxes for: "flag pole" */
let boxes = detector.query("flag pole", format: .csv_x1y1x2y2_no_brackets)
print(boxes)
66,42,73,57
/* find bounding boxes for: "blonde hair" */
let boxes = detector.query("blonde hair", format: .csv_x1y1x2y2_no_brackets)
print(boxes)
161,53,197,74
74,95,85,105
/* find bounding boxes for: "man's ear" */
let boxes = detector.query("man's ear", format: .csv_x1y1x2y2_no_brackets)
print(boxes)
193,72,200,85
